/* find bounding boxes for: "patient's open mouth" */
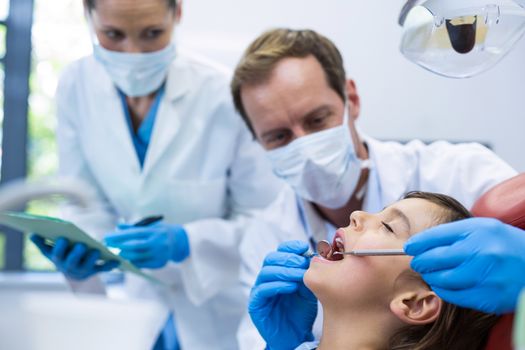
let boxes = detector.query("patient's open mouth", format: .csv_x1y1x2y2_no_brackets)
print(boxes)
316,230,345,261
331,232,345,261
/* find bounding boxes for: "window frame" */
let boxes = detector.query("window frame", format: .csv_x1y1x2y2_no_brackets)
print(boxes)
0,0,35,271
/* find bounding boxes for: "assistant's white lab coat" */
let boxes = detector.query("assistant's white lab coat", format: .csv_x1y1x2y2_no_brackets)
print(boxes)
56,51,284,350
237,135,517,349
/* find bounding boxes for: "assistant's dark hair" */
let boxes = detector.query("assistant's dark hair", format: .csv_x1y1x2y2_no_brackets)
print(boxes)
85,0,177,12
389,191,499,350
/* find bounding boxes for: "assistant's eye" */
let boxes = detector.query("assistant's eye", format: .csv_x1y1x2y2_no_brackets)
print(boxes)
381,221,395,234
104,30,124,41
143,29,165,40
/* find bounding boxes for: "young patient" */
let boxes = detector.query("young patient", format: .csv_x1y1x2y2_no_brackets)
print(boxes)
301,191,499,350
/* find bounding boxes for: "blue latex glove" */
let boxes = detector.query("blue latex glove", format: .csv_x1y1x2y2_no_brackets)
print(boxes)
30,234,119,280
249,240,318,350
104,222,189,269
405,217,525,314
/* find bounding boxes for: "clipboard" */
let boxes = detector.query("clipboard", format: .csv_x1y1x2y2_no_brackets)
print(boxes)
0,211,166,286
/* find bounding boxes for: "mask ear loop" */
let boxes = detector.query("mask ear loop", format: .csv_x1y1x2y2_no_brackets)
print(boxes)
354,160,371,201
343,100,371,201
342,103,350,126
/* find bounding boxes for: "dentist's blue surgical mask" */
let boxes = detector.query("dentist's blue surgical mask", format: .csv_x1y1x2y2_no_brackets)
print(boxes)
266,108,367,209
93,41,176,97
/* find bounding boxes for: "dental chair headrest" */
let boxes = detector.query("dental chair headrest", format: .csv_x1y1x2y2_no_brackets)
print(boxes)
471,173,525,229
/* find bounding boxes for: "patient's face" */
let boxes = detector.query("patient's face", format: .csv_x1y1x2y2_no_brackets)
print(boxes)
304,198,443,310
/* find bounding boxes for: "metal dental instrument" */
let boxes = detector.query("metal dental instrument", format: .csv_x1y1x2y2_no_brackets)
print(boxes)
333,249,406,257
308,239,406,259
302,240,406,259
302,250,318,258
301,240,331,259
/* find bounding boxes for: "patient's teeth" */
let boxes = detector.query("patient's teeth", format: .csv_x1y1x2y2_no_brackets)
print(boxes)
334,237,345,252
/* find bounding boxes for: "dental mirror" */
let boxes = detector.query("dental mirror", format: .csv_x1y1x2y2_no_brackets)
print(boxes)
316,240,333,259
315,239,406,259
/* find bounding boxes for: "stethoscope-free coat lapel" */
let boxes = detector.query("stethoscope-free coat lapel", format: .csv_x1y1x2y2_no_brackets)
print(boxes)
140,59,190,178
93,70,142,177
90,58,190,182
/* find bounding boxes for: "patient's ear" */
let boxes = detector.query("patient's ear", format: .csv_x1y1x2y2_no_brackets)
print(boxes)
390,288,443,325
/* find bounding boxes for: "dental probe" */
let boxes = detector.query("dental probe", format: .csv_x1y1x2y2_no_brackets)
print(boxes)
333,249,406,257
302,251,318,258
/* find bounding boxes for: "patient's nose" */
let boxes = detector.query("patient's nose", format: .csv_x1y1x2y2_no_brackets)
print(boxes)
349,211,365,231
349,210,376,232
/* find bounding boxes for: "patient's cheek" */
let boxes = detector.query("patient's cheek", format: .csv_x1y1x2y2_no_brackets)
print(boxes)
304,256,378,299
353,234,401,251
304,234,407,303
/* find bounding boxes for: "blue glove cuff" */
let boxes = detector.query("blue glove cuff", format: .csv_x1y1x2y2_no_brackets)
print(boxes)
169,225,190,263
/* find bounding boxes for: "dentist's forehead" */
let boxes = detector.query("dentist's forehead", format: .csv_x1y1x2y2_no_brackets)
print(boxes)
241,56,343,134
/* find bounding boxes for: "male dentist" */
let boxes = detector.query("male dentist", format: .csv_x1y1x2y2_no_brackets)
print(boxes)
230,28,518,350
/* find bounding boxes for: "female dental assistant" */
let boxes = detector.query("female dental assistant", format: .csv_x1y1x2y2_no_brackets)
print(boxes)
30,0,282,349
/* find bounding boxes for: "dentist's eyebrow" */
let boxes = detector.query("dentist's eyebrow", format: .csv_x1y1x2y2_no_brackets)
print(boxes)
259,105,333,141
302,105,332,121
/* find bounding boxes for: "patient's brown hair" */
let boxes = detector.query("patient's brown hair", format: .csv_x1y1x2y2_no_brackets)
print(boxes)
388,191,499,350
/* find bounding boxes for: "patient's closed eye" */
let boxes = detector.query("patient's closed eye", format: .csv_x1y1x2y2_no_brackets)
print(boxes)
381,221,395,234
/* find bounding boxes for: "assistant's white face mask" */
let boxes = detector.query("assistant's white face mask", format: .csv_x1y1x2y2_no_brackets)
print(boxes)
266,107,367,209
93,43,176,97
89,19,176,97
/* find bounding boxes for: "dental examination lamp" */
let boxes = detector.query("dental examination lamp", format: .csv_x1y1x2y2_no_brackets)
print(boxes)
399,0,525,78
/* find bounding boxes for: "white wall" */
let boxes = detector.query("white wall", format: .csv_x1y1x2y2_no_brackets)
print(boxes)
178,0,525,172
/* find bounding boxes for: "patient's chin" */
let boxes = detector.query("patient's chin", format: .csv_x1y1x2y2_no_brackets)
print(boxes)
305,267,357,303
303,268,321,293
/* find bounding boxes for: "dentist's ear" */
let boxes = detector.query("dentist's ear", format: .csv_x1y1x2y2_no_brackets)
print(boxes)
390,288,443,325
175,0,183,23
345,79,361,121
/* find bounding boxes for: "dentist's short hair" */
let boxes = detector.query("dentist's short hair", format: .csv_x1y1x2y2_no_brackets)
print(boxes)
231,28,347,136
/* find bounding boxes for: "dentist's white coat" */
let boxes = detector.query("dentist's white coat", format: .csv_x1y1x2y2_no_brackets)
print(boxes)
237,135,517,349
56,51,283,350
